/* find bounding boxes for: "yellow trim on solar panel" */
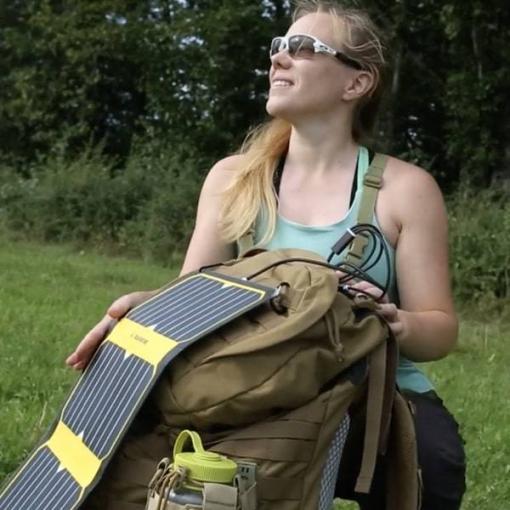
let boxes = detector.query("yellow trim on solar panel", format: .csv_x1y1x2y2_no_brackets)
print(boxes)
106,318,177,365
46,421,101,488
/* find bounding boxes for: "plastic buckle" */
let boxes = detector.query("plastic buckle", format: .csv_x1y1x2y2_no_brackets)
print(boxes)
363,174,382,189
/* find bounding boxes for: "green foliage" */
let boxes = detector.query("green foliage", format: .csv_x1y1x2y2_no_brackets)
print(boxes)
0,0,150,163
1,144,205,264
448,187,510,305
0,0,290,164
117,144,206,263
438,0,510,186
2,0,510,186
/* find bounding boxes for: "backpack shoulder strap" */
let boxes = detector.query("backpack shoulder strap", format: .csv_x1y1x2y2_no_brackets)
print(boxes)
236,229,255,258
344,153,388,264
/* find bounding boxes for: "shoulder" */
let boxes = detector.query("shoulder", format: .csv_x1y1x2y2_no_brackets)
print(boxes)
383,156,441,196
202,154,247,194
382,156,446,225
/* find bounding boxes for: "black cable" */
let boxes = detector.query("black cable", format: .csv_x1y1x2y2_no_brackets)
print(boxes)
327,223,391,300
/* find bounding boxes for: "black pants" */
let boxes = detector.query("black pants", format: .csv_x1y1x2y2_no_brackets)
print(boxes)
336,390,466,510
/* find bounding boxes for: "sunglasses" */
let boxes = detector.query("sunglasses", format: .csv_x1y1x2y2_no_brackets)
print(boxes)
270,34,364,70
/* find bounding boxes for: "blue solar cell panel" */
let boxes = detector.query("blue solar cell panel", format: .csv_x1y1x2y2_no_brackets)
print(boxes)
0,448,80,510
63,343,153,457
128,273,269,342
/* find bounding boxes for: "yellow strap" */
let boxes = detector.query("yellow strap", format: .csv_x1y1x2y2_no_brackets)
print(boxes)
345,153,388,264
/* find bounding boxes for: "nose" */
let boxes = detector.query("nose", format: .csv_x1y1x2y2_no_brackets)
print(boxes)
270,49,292,69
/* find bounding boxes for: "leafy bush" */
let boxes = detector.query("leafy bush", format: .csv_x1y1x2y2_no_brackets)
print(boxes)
3,149,146,245
117,145,205,263
448,187,510,304
1,143,206,264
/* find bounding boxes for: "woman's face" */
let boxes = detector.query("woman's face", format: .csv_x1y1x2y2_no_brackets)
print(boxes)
266,12,361,122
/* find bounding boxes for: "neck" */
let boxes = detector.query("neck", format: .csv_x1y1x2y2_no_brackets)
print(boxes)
285,112,359,174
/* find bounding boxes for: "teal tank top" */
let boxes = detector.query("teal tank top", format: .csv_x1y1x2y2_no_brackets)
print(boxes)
254,146,433,393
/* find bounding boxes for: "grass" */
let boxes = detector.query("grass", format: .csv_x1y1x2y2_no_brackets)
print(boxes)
0,237,509,509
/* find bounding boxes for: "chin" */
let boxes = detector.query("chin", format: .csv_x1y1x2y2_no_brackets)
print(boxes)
266,96,297,120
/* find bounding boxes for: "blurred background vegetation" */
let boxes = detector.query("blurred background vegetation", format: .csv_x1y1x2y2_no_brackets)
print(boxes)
1,0,509,308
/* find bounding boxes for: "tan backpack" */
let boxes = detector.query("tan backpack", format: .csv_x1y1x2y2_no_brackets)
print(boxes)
151,249,419,510
83,248,419,510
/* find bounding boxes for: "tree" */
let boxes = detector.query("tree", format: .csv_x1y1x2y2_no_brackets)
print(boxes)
1,0,509,188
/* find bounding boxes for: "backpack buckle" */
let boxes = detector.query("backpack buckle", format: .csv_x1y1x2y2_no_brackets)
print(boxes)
363,174,382,189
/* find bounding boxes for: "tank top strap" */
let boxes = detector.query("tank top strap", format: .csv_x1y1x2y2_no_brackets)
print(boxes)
358,146,371,184
349,146,371,219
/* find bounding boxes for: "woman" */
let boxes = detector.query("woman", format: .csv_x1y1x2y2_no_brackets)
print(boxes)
68,1,466,508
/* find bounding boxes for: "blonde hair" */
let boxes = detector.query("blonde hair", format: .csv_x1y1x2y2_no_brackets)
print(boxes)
220,1,387,245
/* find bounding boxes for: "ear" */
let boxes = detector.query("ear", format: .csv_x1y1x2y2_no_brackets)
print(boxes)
341,71,374,102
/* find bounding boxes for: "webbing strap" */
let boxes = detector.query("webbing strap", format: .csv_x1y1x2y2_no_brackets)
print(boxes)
355,341,387,494
379,334,398,455
238,482,257,510
213,420,320,441
237,154,387,261
212,439,314,462
236,229,255,258
344,153,387,264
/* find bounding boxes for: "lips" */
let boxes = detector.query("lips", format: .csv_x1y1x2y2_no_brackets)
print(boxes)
272,80,293,87
271,76,294,88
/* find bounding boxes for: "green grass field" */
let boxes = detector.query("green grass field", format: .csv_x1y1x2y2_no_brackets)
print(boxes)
0,237,509,509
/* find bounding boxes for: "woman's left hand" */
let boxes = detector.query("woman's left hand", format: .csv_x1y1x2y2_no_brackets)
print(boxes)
343,279,407,339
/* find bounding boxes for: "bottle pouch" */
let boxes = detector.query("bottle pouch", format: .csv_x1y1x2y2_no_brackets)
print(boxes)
146,430,257,510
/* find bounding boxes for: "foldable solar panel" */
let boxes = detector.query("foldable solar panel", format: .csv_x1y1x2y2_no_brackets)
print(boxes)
0,270,276,510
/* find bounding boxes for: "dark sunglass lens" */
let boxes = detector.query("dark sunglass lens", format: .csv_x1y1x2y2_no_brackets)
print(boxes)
289,35,315,57
270,37,284,56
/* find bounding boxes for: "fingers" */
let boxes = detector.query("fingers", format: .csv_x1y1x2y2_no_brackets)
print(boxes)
112,290,154,316
387,321,404,337
65,290,154,371
66,314,116,370
343,280,388,303
376,302,398,321
106,293,138,319
376,303,405,337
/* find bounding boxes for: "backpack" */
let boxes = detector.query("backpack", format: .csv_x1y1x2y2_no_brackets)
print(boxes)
153,248,419,510
81,248,419,510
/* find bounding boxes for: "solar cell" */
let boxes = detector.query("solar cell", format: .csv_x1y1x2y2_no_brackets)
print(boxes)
0,270,276,510
63,343,153,457
128,272,269,341
0,448,80,510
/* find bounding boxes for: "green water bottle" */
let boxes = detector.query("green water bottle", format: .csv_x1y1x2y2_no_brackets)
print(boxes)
166,430,238,506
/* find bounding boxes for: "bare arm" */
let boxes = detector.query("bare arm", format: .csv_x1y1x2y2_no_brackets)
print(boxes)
392,166,458,361
352,162,458,361
66,155,241,369
368,163,458,361
179,156,238,274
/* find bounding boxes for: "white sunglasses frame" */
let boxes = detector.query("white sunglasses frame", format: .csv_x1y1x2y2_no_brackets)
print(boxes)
270,34,364,70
